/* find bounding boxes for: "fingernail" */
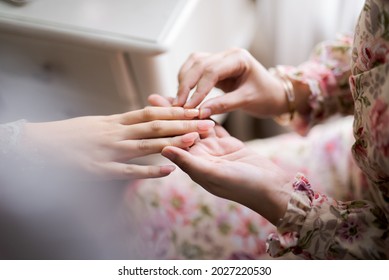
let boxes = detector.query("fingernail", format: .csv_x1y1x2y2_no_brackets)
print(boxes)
199,108,212,119
183,102,191,108
181,132,198,143
160,165,176,174
197,120,215,130
184,96,195,108
172,97,179,106
184,109,199,118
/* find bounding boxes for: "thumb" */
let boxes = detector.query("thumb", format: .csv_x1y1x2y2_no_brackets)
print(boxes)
199,90,245,118
161,146,209,175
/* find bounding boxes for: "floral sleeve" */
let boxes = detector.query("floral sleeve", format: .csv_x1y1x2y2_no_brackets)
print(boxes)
266,174,389,259
267,0,389,259
276,35,354,135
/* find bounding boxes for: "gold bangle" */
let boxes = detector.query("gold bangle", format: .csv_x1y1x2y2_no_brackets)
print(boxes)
270,68,296,126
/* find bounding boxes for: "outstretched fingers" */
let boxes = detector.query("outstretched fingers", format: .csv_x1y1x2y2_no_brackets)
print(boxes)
115,132,200,160
99,162,176,180
124,119,215,139
161,146,211,176
178,49,250,109
119,106,200,125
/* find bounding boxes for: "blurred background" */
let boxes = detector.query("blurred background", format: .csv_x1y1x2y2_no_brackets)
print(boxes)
0,0,364,141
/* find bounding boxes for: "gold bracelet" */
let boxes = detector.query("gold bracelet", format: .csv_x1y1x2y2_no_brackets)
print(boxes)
270,68,296,126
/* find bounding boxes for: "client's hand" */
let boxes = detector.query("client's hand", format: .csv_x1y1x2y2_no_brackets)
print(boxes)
161,125,292,225
24,107,214,180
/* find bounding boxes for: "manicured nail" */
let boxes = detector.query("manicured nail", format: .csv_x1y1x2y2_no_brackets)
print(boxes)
197,120,215,130
184,96,196,108
181,132,199,143
184,109,199,118
199,108,212,119
160,165,176,174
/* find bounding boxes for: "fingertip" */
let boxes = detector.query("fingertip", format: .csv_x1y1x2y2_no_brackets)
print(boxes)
159,165,176,175
172,97,179,106
197,119,215,131
199,108,212,119
161,146,177,161
147,94,158,105
181,132,200,144
184,98,196,109
174,88,188,107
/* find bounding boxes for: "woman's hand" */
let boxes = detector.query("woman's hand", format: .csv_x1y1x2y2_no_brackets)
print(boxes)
23,107,215,180
161,125,292,225
174,48,289,119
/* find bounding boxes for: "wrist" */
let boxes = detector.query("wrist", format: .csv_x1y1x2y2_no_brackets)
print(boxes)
270,68,311,126
250,171,293,226
292,79,311,116
265,179,293,225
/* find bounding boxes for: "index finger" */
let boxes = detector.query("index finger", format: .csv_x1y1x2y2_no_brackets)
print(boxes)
175,52,210,106
184,50,249,109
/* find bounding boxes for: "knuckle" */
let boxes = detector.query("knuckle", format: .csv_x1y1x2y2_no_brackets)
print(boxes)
189,52,202,62
192,59,205,70
229,47,248,56
146,166,158,177
229,48,251,66
142,106,155,121
203,67,218,83
150,120,163,132
182,121,194,131
137,139,152,151
122,165,135,177
218,100,229,112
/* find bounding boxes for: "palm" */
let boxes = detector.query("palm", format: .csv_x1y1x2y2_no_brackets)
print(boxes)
162,125,290,224
188,134,258,166
176,127,282,197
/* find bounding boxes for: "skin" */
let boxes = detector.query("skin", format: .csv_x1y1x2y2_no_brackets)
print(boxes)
149,94,293,225
174,48,311,119
23,106,215,180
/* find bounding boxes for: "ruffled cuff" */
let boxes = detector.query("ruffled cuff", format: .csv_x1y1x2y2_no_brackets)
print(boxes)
273,35,353,136
266,173,315,258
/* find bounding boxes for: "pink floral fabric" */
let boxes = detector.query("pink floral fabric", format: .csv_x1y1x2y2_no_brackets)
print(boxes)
124,170,273,259
124,116,357,259
124,0,389,260
267,0,389,259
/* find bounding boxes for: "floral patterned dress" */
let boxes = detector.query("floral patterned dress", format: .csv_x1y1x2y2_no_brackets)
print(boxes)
126,0,389,259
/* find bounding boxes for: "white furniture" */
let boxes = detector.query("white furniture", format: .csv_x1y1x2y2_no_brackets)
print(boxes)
0,0,255,122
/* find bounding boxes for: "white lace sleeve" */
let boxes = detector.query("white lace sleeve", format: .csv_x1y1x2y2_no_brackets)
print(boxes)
0,120,26,155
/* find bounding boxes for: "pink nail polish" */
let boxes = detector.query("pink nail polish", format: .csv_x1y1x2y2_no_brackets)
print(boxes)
197,120,215,130
160,165,176,174
181,132,198,143
199,108,212,119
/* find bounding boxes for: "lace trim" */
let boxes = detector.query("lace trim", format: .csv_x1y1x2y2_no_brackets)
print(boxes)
0,119,26,155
